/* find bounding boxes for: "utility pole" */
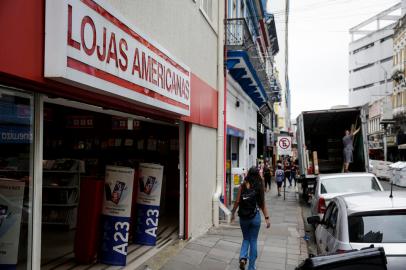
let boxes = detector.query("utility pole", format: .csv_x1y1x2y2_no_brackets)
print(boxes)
285,0,290,129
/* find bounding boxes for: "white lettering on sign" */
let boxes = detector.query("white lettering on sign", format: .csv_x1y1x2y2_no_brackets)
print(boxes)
112,221,129,256
145,209,159,238
1,132,32,142
45,0,191,116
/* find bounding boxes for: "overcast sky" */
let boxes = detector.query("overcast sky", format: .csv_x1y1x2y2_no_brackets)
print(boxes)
269,0,400,119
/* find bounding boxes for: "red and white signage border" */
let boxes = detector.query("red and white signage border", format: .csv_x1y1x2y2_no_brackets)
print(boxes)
45,0,191,116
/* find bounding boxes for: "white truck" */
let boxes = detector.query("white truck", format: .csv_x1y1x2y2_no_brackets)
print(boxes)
296,106,370,201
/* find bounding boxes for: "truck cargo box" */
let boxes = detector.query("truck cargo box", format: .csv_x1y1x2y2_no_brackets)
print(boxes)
296,107,369,177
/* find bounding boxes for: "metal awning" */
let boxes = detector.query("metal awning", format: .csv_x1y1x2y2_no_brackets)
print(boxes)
227,50,268,107
225,18,273,107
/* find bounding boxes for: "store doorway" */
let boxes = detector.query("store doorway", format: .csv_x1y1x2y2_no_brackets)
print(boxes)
226,135,240,206
40,100,182,268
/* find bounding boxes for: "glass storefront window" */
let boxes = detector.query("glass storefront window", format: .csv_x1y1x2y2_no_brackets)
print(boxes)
0,87,33,269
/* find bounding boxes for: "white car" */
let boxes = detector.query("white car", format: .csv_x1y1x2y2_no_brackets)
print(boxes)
310,173,384,218
308,191,406,270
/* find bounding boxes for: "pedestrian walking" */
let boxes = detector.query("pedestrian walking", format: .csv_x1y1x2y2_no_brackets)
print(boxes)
291,159,298,187
231,167,271,270
257,160,264,179
275,164,284,196
284,157,291,187
343,127,360,172
277,159,283,169
264,162,272,192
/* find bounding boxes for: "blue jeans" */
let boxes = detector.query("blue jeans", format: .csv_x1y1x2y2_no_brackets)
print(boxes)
239,211,261,270
290,171,296,186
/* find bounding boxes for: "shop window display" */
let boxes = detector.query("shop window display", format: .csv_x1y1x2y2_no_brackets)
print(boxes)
41,103,180,267
0,88,34,269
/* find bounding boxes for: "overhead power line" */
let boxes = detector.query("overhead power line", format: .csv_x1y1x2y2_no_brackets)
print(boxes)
272,0,352,15
271,0,394,17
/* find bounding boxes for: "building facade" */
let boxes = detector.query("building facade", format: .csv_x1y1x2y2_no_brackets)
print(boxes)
224,0,280,205
0,0,224,269
349,3,402,161
393,14,406,120
368,98,386,160
348,3,400,108
392,11,406,160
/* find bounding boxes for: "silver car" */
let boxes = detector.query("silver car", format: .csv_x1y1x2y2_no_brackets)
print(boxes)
308,191,406,270
310,173,384,218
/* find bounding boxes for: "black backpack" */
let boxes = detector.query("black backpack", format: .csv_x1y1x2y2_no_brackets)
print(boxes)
238,185,258,219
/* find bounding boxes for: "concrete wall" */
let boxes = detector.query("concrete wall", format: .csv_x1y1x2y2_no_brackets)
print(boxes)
188,124,217,238
349,28,394,107
227,76,258,170
349,82,393,107
350,61,393,88
105,0,219,89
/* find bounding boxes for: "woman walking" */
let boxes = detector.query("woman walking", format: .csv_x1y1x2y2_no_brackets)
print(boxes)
275,164,284,196
231,167,271,270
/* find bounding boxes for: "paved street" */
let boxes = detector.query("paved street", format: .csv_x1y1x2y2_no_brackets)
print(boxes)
159,184,308,270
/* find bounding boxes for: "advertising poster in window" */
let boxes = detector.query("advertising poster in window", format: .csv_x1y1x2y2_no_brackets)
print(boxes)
99,166,134,266
0,179,25,268
134,163,164,246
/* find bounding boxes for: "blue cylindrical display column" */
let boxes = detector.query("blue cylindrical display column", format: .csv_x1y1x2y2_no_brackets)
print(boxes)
99,166,134,266
134,163,164,246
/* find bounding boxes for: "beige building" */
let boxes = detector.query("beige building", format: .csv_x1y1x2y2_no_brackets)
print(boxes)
393,14,406,118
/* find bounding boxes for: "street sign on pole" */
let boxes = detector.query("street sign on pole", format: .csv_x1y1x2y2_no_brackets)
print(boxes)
277,136,292,156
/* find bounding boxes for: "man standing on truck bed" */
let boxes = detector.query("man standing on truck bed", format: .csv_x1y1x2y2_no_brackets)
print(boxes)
343,127,360,172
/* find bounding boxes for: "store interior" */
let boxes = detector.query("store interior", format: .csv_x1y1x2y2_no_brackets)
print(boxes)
0,90,33,270
40,101,181,266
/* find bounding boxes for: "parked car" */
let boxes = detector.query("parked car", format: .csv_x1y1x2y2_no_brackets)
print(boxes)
296,247,388,270
310,173,384,218
307,191,406,270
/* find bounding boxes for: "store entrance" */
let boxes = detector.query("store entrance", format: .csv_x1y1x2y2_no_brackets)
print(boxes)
40,101,181,268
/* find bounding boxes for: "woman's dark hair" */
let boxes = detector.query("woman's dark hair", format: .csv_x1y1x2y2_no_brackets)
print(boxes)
243,166,265,208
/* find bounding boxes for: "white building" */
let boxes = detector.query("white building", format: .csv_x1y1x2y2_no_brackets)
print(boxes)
226,77,258,171
225,0,280,205
348,3,401,107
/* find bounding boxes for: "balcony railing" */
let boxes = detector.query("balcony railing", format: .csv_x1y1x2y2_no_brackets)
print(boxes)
226,18,254,48
226,18,275,102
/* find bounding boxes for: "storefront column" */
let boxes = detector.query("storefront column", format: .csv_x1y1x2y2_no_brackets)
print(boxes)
32,93,44,270
178,122,185,239
185,124,190,239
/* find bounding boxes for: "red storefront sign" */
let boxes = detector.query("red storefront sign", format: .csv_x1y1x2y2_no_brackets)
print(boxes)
44,0,191,116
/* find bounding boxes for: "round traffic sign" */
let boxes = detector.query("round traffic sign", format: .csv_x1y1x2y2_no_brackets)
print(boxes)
279,137,291,149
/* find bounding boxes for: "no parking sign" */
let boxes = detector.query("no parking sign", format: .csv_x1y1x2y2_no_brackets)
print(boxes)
277,136,292,156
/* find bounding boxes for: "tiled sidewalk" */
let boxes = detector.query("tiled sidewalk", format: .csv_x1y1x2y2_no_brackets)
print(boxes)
160,184,309,270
